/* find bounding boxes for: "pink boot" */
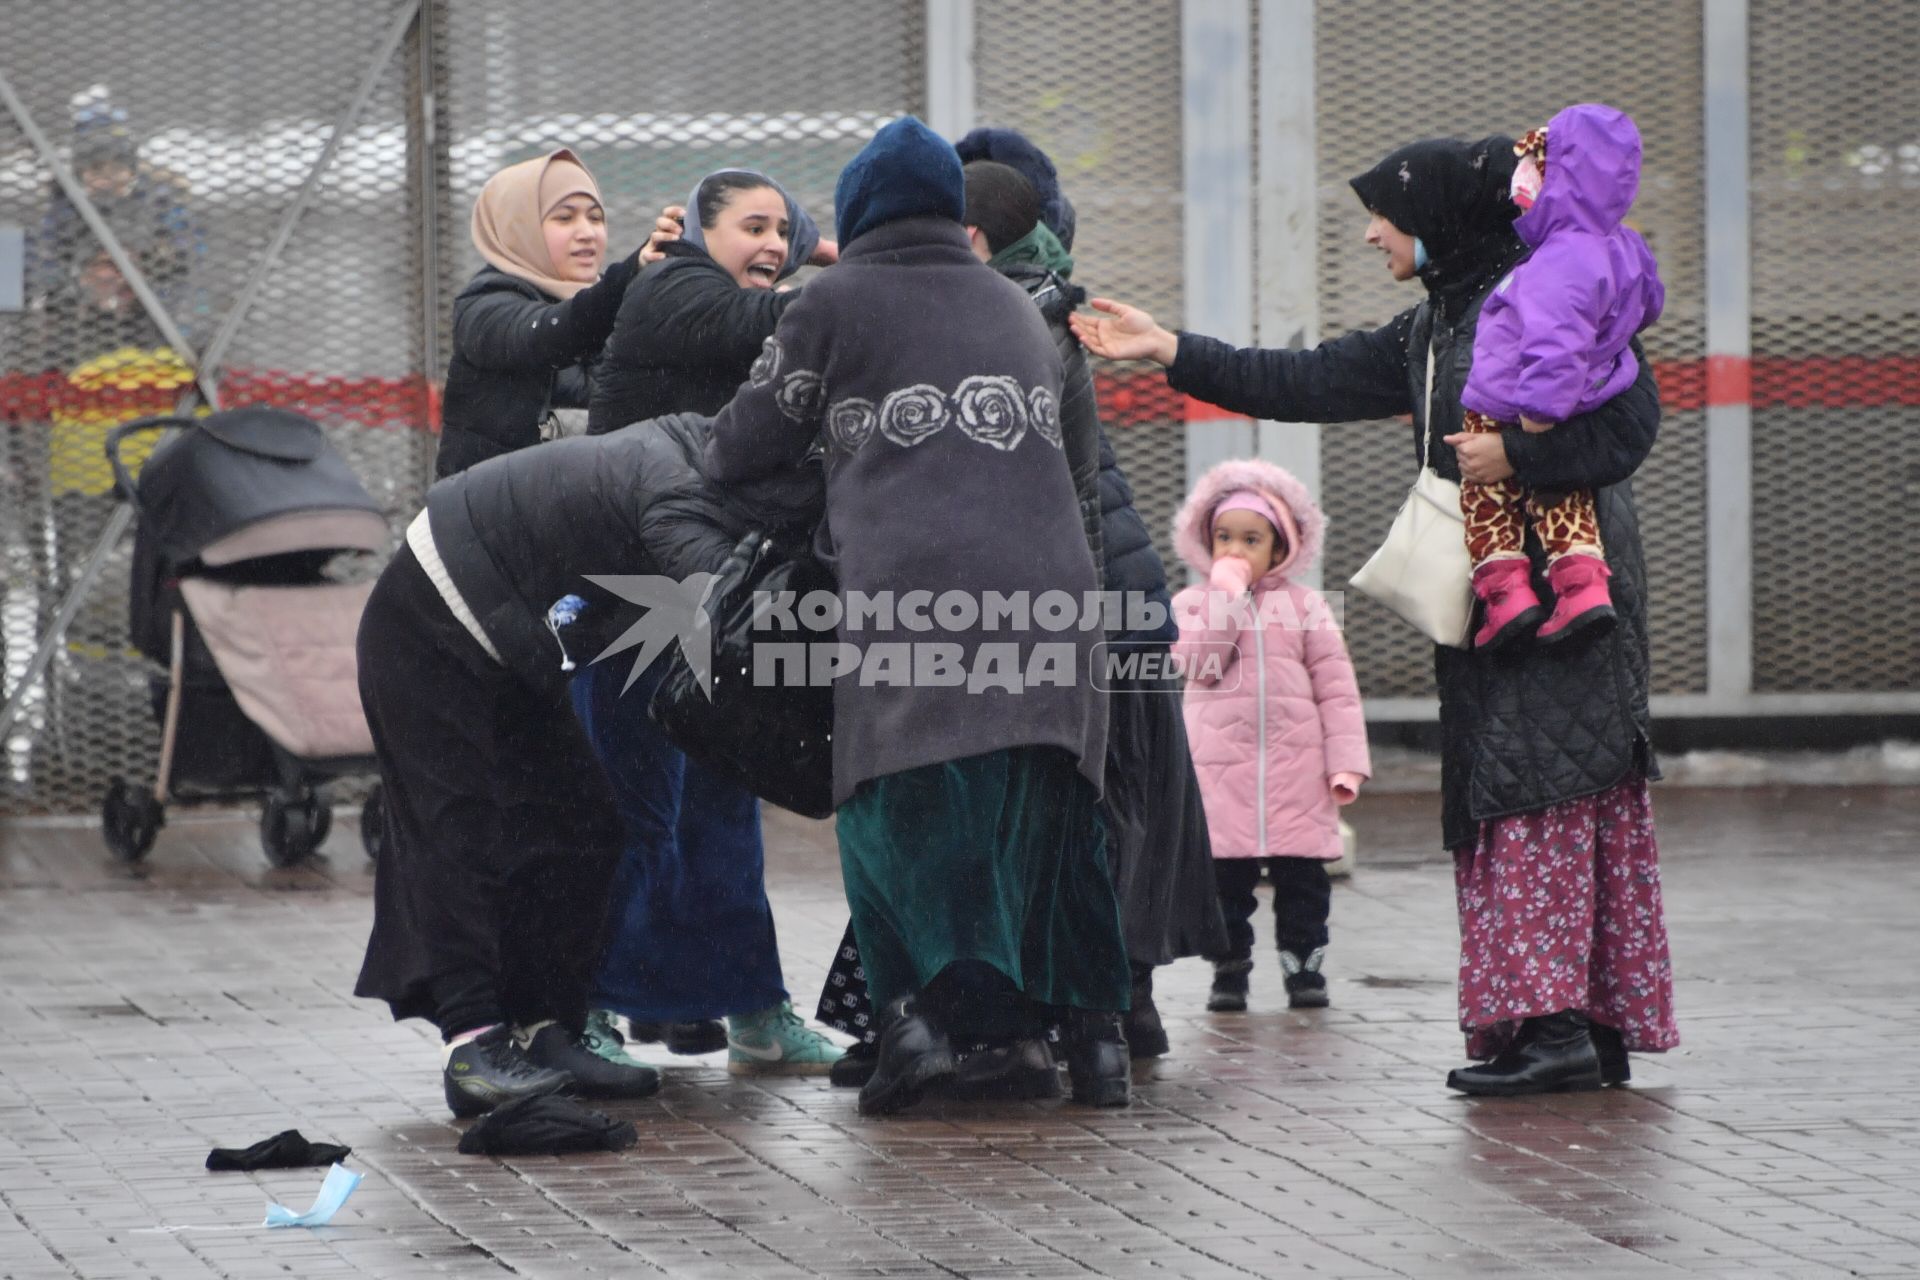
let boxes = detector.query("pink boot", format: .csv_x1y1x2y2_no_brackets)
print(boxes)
1471,559,1546,651
1537,554,1615,644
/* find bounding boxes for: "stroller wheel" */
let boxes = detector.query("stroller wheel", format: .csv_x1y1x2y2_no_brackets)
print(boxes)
260,790,327,867
360,784,386,862
102,778,165,863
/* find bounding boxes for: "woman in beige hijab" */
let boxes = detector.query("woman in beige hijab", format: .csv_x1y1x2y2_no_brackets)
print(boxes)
435,148,640,477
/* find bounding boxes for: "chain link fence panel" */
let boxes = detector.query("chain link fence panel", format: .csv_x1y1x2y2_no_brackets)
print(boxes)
1,0,430,817
1748,0,1920,693
974,0,1190,582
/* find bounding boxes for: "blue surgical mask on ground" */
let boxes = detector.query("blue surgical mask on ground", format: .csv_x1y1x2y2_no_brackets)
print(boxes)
1413,237,1430,271
264,1163,362,1228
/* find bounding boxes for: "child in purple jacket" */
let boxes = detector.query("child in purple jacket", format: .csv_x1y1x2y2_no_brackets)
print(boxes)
1458,103,1665,650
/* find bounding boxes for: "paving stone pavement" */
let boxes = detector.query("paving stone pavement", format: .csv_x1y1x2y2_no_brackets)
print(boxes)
1,785,1917,1279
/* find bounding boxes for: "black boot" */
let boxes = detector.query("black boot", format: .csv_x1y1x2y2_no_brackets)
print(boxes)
1445,1011,1604,1097
949,1038,1062,1100
858,997,956,1116
1590,1021,1630,1086
522,1022,661,1099
1207,957,1251,1013
626,1019,729,1056
1063,1010,1130,1108
829,1040,878,1089
1124,965,1169,1058
1280,946,1330,1009
442,1025,573,1119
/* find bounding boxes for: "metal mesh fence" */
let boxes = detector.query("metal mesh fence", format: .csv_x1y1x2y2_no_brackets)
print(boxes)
1,2,1913,818
973,0,1190,580
1311,0,1709,701
1748,0,1920,692
1,0,430,816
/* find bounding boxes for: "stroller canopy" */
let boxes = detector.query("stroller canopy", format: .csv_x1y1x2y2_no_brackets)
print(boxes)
132,406,388,567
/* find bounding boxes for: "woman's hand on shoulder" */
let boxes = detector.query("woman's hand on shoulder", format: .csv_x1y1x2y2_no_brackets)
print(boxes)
637,205,687,267
809,238,839,267
1070,298,1179,366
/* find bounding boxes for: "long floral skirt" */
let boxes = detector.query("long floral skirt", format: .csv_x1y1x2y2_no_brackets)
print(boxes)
1452,775,1679,1060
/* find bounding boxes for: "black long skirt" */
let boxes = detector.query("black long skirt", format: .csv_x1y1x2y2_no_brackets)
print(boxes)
353,546,623,1035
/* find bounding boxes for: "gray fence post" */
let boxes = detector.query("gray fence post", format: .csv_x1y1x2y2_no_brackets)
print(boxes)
1181,0,1256,497
924,0,975,138
1256,0,1323,589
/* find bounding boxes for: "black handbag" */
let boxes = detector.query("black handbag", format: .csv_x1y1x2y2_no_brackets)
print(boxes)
648,531,837,819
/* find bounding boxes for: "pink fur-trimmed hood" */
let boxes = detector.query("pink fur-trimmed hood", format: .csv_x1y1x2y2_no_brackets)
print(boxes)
1171,457,1326,582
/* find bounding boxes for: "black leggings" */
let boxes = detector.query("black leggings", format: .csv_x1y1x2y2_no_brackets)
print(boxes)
1211,857,1331,959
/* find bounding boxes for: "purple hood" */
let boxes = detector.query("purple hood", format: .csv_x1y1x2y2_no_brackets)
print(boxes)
1461,104,1665,424
1515,104,1643,246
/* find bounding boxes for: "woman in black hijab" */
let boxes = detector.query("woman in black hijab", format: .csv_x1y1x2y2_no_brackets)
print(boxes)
1074,135,1678,1096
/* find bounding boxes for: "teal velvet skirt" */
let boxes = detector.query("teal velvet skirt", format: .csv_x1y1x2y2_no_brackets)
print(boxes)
835,746,1130,1016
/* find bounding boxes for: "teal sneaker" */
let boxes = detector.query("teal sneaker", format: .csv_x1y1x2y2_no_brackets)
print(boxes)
727,1001,845,1076
582,1009,659,1073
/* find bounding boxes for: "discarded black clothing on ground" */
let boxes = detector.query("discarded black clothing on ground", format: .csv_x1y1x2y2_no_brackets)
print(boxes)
206,1129,351,1171
455,1096,637,1157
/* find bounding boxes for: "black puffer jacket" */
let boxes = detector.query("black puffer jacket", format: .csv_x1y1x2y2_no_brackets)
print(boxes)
1094,424,1175,646
424,413,820,701
434,260,636,478
587,242,799,435
1168,285,1661,850
999,264,1103,566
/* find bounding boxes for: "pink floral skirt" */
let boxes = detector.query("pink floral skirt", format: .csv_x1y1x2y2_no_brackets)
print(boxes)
1452,775,1679,1060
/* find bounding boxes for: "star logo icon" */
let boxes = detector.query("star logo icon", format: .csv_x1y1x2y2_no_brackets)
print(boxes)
582,572,721,696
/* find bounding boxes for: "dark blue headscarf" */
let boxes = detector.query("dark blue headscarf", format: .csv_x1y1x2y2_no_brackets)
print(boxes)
954,126,1077,251
833,116,965,246
682,168,820,282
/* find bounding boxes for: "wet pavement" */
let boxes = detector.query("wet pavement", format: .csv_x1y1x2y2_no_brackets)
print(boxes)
2,784,1917,1279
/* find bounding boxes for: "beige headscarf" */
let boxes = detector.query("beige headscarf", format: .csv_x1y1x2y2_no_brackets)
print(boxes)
469,148,605,299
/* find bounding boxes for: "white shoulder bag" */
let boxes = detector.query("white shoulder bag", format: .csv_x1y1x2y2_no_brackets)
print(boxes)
1347,342,1475,648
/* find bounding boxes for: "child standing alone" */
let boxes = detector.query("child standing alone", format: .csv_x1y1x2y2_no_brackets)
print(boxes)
1170,460,1370,1011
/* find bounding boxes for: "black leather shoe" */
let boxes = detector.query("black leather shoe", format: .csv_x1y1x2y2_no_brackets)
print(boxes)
626,1019,729,1056
1125,968,1170,1058
523,1023,661,1099
443,1025,573,1119
1063,1011,1130,1108
1590,1021,1630,1086
949,1038,1062,1100
829,1040,878,1089
858,998,955,1116
1446,1011,1603,1097
1207,957,1251,1013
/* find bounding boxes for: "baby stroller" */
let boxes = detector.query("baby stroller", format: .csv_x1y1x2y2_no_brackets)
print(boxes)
100,406,390,867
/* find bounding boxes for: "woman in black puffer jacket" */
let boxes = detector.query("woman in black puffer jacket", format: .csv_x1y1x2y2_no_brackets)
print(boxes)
355,414,818,1118
434,149,638,478
1075,134,1677,1098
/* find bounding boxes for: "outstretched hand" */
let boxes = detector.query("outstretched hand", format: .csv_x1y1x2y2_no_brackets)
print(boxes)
1069,297,1179,366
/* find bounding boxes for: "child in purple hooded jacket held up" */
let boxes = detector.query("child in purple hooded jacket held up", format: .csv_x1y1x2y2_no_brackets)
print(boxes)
1457,103,1665,651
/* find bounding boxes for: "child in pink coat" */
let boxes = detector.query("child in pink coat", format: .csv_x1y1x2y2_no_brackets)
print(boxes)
1170,459,1371,1011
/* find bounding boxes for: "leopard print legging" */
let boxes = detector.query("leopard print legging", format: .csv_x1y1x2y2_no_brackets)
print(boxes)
1459,409,1602,566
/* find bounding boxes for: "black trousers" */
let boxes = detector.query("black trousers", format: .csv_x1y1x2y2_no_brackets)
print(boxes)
1211,857,1332,960
353,546,623,1039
